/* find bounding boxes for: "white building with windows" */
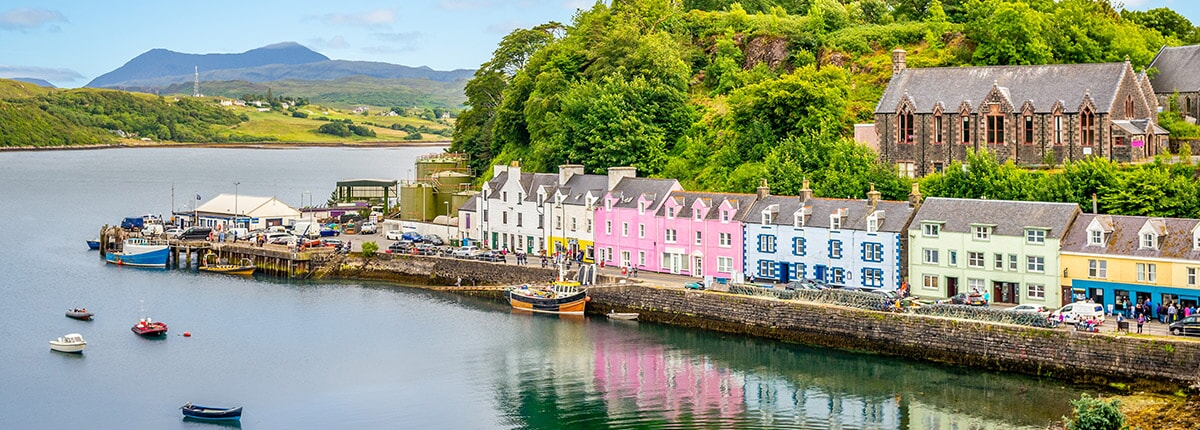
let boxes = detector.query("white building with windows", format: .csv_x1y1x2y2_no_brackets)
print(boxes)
191,193,301,230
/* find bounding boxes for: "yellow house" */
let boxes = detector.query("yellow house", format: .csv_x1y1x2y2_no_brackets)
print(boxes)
1060,214,1200,317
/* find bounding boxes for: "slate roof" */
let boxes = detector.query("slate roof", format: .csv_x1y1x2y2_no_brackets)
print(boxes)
1062,213,1200,260
656,191,758,221
458,195,478,213
909,198,1080,238
1149,45,1200,94
876,62,1128,114
556,173,608,206
743,196,916,233
607,177,680,210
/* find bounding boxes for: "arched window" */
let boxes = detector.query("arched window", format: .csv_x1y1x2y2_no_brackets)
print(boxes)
1053,113,1063,146
898,109,914,144
934,113,943,144
1125,95,1134,118
1081,107,1095,146
986,106,1005,145
961,114,971,144
1023,113,1034,144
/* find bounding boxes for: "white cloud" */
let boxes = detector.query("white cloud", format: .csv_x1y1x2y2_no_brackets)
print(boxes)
321,9,396,27
0,8,67,31
366,31,421,53
0,64,84,83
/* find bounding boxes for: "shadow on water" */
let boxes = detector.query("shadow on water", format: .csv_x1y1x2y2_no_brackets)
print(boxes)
181,416,242,428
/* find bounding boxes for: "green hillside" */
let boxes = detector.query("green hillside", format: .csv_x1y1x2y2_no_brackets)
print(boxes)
451,0,1191,203
153,75,467,111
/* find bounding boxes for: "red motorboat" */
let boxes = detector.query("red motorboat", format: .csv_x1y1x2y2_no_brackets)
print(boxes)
131,318,168,336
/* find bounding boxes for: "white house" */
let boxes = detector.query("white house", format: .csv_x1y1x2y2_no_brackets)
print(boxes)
192,193,301,230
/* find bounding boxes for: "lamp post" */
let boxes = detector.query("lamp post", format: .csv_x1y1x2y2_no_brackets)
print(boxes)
233,181,240,229
303,191,312,221
444,201,450,240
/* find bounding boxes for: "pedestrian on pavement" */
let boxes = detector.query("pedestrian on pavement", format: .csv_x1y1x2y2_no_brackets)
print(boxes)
1168,303,1178,323
632,266,638,278
1136,314,1145,334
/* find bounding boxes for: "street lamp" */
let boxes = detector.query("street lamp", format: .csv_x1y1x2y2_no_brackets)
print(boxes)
233,181,240,229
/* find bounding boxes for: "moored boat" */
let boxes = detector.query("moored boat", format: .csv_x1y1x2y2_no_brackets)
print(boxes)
49,333,87,353
198,255,256,276
131,317,168,336
180,403,242,421
66,307,94,320
508,279,588,315
105,238,169,267
86,239,100,250
607,311,639,321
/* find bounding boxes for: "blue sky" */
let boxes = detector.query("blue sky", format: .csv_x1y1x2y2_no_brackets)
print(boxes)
0,0,1196,88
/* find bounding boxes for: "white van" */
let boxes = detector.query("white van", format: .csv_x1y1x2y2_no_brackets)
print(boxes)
1050,302,1106,324
291,222,319,238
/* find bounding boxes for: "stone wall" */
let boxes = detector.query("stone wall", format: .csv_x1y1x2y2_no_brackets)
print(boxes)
319,254,615,287
589,285,1200,389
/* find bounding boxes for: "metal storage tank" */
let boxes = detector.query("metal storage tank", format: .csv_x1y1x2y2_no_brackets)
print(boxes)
399,183,436,221
432,170,472,193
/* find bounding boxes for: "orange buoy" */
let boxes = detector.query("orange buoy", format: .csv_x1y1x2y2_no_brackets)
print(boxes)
183,331,192,337
585,296,592,302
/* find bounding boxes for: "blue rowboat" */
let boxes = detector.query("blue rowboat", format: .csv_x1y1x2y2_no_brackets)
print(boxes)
86,239,100,250
105,238,169,267
180,403,242,421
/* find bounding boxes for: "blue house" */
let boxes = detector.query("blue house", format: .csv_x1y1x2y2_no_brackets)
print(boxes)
741,181,918,290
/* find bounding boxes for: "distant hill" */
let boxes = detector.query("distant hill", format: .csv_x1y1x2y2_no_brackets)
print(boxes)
87,42,330,87
153,76,468,110
11,77,56,88
101,59,474,88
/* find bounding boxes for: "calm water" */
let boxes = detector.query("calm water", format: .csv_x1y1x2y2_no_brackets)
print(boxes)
0,147,1086,429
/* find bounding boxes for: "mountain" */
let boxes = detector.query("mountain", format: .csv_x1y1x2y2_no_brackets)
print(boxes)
11,77,56,88
87,42,330,88
88,42,473,89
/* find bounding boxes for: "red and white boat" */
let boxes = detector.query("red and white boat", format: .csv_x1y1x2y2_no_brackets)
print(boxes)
131,317,168,336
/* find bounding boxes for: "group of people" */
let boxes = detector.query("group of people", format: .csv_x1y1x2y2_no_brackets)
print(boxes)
1120,298,1197,324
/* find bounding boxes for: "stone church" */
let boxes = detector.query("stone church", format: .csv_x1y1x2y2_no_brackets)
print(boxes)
1149,44,1200,121
874,49,1166,177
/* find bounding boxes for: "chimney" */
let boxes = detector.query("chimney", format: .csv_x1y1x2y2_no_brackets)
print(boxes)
892,48,907,76
799,179,813,202
1092,193,1098,214
493,163,506,176
908,182,922,207
508,160,521,179
756,178,770,200
607,166,637,191
867,183,881,207
558,164,583,186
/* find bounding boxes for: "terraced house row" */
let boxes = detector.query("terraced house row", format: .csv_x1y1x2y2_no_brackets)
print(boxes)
456,162,1200,314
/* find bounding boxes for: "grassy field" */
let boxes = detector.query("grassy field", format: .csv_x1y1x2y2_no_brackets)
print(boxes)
224,104,452,143
0,79,54,99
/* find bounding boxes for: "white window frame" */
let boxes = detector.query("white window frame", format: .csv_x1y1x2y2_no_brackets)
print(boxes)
622,222,629,237
1026,256,1045,273
665,229,677,243
967,251,984,268
605,220,612,235
923,248,939,265
922,223,940,237
1028,283,1045,299
1141,233,1156,249
994,253,1004,270
830,214,841,230
638,224,645,238
973,226,991,240
717,256,733,273
1189,267,1197,286
1089,229,1103,245
718,232,731,248
922,274,939,290
968,278,985,293
830,240,842,258
1026,229,1045,244
1088,259,1107,278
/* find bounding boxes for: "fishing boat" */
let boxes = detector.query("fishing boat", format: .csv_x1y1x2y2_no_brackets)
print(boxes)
131,317,168,336
66,307,94,320
105,237,169,267
198,255,256,276
86,239,100,250
180,403,242,421
49,333,87,353
607,310,639,321
508,280,588,315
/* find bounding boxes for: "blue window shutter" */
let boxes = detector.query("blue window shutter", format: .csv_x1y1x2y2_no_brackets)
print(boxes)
860,268,867,286
860,243,867,261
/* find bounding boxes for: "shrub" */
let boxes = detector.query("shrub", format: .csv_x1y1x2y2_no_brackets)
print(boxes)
1065,393,1126,430
317,122,352,137
291,111,308,118
361,241,379,258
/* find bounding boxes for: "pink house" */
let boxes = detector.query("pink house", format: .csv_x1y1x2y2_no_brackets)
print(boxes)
594,177,681,273
655,191,758,280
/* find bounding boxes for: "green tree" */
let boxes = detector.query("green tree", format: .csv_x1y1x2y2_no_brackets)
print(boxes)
361,241,379,258
1122,7,1197,42
965,0,1052,65
317,122,352,137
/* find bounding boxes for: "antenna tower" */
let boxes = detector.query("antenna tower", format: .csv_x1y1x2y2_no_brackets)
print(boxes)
193,66,199,97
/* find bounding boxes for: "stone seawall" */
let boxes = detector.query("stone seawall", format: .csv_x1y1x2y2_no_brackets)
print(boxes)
589,285,1200,389
318,254,563,286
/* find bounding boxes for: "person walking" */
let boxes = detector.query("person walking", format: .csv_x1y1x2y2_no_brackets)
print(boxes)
1136,313,1145,334
1168,303,1178,323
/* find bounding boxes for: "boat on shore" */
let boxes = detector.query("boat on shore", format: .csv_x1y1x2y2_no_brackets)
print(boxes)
180,403,242,421
508,279,588,315
49,333,87,353
199,255,255,276
105,238,169,267
131,317,168,336
66,307,94,320
607,311,639,321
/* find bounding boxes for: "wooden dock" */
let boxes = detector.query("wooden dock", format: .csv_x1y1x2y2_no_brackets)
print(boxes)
99,225,338,278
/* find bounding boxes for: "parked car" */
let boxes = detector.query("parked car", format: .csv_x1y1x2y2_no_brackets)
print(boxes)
360,222,378,234
1169,316,1200,336
320,227,340,237
967,293,988,306
264,232,292,244
322,238,346,251
684,281,706,290
401,231,423,242
1005,304,1049,316
476,250,505,262
385,230,403,240
785,279,827,291
866,289,900,300
175,226,212,240
413,243,438,256
1050,302,1106,324
424,234,445,246
451,246,479,258
343,224,358,235
386,240,411,254
164,228,183,238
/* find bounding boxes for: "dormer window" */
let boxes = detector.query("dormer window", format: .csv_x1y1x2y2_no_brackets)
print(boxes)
638,201,646,215
694,209,702,221
830,214,841,230
866,210,883,233
1141,232,1157,249
1089,229,1103,245
973,225,991,241
1194,231,1200,250
720,210,730,223
667,207,676,219
922,223,940,237
1025,229,1046,244
762,210,773,224
794,211,805,228
605,199,612,211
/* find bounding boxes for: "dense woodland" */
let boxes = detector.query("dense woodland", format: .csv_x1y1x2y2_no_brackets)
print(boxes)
450,0,1200,217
